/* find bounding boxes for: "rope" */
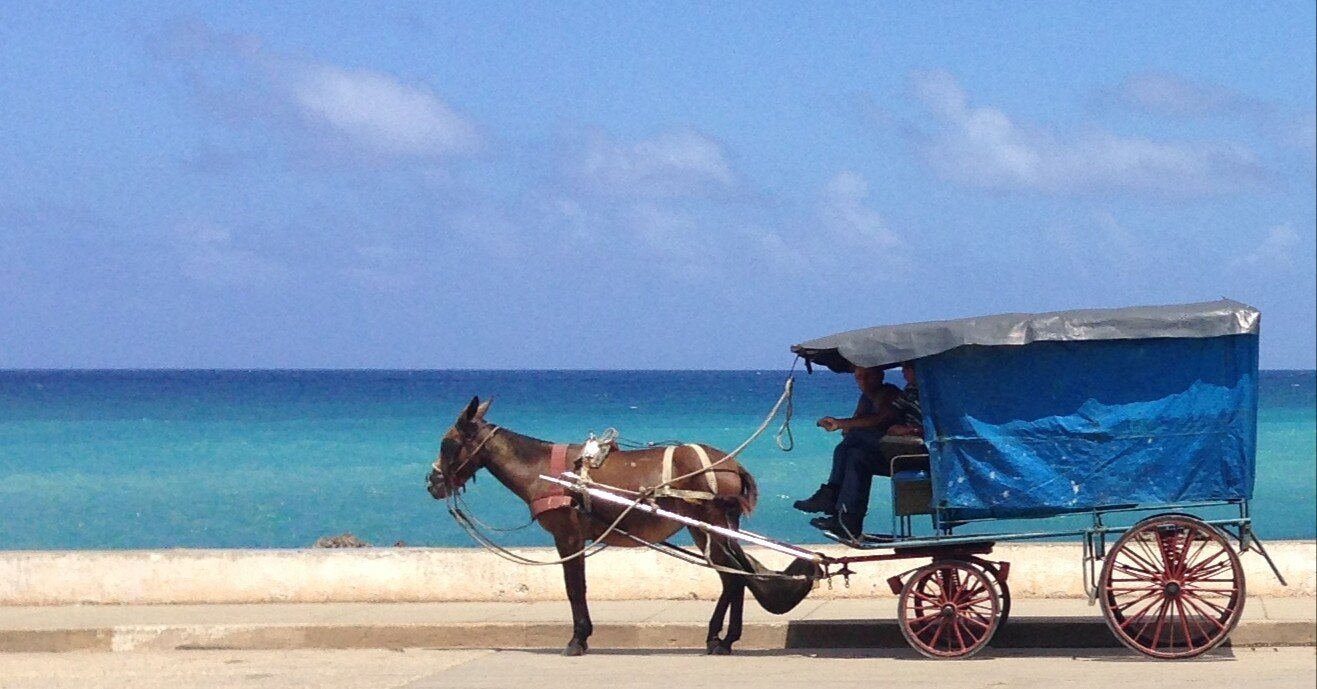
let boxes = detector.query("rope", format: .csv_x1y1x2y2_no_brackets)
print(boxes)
649,375,794,493
775,362,796,451
446,494,611,566
446,466,660,566
451,491,535,533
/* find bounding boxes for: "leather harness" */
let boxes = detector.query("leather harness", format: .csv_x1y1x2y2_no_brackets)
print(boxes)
653,444,719,502
530,443,722,520
529,444,575,519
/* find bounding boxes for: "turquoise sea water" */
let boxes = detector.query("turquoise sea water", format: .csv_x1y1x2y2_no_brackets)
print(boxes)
0,370,1313,549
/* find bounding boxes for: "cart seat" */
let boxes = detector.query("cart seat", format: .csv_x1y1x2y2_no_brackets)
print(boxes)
893,468,928,481
891,458,933,517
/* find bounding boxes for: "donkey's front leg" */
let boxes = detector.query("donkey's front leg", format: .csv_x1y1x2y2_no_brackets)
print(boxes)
693,529,745,655
554,534,593,656
558,556,592,655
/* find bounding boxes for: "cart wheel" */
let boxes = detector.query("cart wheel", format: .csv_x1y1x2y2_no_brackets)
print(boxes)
898,560,1001,659
1099,515,1245,659
975,561,1011,629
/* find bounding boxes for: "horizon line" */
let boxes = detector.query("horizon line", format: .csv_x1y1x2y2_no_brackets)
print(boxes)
2,367,1314,373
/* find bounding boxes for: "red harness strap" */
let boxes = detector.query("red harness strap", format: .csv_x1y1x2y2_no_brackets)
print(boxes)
530,443,575,519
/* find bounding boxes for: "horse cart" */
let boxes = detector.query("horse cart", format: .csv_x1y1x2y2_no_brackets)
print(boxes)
432,299,1286,659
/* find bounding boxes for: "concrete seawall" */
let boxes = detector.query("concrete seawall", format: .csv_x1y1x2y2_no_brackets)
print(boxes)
2,542,1312,606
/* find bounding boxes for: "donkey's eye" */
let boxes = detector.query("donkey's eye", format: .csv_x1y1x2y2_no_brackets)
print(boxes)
440,438,460,459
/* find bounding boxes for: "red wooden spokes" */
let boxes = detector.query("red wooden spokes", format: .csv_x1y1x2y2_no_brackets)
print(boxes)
898,560,1002,659
1099,515,1245,659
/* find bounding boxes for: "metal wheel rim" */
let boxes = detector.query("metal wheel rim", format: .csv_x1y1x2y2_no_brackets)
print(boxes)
898,560,1001,659
970,559,1012,629
1099,515,1245,659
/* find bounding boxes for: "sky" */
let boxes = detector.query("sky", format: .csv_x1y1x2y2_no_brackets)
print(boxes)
1,2,1314,369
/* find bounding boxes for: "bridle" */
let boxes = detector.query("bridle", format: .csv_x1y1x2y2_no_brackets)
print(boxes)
432,424,501,493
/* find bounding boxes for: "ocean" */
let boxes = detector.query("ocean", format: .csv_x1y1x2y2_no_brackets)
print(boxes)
0,369,1313,550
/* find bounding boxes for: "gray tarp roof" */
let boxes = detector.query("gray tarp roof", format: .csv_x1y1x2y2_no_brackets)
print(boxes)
791,299,1260,373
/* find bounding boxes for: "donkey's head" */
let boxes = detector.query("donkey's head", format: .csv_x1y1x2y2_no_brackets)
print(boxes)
427,396,495,500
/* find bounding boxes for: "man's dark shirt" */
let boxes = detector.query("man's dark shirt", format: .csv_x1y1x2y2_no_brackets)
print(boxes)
891,385,921,428
855,393,876,417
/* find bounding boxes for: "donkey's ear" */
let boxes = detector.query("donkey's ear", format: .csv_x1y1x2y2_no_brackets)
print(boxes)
475,398,493,420
460,396,480,424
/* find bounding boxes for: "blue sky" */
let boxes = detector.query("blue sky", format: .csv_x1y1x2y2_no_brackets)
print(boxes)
2,2,1314,369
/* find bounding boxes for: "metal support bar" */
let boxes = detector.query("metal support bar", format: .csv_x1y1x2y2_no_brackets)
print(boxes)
1082,531,1099,604
1241,524,1289,586
933,499,1249,529
540,472,823,563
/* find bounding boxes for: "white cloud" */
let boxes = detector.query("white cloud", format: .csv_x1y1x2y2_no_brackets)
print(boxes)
910,70,1266,197
1041,211,1148,280
1108,73,1313,161
750,229,801,275
540,127,744,281
819,172,899,250
1232,224,1303,271
175,224,287,286
290,65,479,158
1111,72,1256,118
625,203,706,256
740,172,906,282
565,128,736,198
156,21,479,162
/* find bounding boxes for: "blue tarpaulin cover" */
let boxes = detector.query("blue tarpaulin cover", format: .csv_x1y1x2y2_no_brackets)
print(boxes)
916,335,1259,521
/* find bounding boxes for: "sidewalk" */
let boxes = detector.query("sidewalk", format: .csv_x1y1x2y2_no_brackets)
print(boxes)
2,597,1313,652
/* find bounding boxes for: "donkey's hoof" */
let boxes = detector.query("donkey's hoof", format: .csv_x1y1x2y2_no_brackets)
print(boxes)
707,639,732,655
563,640,587,657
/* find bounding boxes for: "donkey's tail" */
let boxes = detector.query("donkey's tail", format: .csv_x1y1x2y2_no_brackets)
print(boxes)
734,464,759,516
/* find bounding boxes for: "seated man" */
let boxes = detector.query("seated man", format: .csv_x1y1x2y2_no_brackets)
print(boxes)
792,366,896,513
794,361,925,539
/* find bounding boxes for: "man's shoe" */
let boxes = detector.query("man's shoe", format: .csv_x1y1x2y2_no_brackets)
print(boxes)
793,484,839,514
810,513,866,542
809,515,840,532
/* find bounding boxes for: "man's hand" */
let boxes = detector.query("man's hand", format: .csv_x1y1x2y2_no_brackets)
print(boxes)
888,423,923,437
817,416,843,432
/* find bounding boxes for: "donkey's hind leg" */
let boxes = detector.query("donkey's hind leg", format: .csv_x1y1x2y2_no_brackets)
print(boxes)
690,528,748,655
705,573,734,654
710,570,747,655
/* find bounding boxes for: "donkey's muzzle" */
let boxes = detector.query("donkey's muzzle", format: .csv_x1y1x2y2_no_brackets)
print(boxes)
426,470,448,499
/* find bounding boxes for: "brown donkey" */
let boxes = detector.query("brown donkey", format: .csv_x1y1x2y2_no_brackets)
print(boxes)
427,397,788,656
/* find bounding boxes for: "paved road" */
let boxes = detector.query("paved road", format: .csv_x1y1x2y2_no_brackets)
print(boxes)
1,647,1314,689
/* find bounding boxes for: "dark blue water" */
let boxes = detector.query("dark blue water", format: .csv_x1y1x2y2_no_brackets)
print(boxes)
0,370,1312,549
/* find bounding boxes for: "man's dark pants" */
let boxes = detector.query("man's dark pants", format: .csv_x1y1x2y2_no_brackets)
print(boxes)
827,430,926,521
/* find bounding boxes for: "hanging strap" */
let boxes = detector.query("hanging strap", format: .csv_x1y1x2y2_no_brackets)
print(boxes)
530,444,575,519
653,444,718,502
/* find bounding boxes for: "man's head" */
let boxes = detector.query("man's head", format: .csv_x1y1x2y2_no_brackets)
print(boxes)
901,361,917,387
853,366,880,392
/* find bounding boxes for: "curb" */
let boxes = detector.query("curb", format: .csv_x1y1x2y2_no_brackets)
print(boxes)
3,619,1313,653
